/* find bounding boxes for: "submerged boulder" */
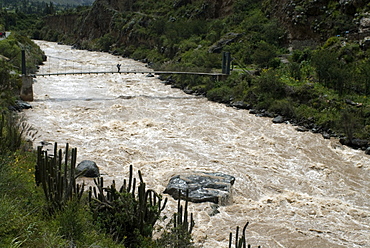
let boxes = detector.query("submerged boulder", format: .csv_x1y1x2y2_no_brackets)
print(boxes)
76,160,100,177
164,172,235,205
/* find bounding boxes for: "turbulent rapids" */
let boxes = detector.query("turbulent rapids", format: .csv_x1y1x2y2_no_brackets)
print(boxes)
23,40,370,247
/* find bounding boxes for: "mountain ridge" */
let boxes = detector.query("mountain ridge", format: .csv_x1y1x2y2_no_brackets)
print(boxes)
38,0,370,53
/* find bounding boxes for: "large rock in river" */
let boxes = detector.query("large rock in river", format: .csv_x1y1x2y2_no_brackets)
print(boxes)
76,160,100,178
163,172,235,205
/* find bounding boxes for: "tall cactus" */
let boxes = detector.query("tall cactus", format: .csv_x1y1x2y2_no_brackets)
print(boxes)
229,222,261,248
156,189,195,247
35,143,84,214
171,189,195,247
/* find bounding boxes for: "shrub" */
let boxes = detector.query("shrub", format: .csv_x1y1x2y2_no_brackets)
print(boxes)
55,200,85,242
255,69,286,99
206,85,232,103
251,41,278,69
268,98,296,118
0,112,26,153
97,33,115,52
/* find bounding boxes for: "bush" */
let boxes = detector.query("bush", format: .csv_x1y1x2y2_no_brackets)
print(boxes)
268,98,296,118
181,49,221,71
255,69,286,99
251,41,278,68
97,33,115,52
206,85,232,103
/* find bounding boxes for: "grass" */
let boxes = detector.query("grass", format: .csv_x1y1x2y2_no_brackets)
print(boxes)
0,149,124,247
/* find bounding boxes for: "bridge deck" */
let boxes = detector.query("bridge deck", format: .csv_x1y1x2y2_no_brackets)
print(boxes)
31,70,227,77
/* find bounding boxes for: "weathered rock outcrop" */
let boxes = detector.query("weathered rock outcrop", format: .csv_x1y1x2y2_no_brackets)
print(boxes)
264,0,370,48
164,171,235,205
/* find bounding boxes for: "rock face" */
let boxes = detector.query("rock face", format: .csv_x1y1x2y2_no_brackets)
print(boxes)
163,172,235,205
76,160,100,177
266,0,370,49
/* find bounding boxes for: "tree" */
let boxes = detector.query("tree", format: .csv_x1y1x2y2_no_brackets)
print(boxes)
312,49,335,86
0,60,20,108
251,41,278,68
359,59,370,96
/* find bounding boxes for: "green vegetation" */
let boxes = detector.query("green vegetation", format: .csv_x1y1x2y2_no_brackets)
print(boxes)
0,0,92,36
2,0,370,246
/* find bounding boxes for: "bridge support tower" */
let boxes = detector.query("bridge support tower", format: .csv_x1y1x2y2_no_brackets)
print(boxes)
222,51,231,75
20,75,33,101
20,50,33,101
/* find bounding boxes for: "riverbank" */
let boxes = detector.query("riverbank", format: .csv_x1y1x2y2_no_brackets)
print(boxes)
157,72,370,156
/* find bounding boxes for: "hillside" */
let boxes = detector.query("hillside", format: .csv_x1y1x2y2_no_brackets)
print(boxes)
0,0,94,7
30,0,94,6
38,0,370,53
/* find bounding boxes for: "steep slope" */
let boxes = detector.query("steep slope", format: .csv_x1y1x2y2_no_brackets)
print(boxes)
39,0,235,51
39,0,370,53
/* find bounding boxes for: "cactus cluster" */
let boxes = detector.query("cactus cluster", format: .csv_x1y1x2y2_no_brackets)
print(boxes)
88,164,168,245
35,143,85,214
35,143,196,246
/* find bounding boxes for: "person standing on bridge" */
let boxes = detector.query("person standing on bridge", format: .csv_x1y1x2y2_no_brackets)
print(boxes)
117,63,121,72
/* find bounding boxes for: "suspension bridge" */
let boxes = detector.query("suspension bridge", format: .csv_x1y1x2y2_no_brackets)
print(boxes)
20,51,231,101
31,70,226,77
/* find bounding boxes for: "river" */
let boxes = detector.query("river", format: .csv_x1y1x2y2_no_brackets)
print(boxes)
23,40,370,247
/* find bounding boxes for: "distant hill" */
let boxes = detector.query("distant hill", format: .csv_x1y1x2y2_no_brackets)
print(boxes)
30,0,94,6
0,0,94,7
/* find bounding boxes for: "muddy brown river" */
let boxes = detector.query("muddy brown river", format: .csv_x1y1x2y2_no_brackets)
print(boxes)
23,40,370,247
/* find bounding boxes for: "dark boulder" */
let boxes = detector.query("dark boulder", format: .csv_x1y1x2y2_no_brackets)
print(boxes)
272,115,285,123
365,147,370,155
249,109,259,115
340,138,368,149
296,126,309,132
322,132,331,139
164,172,235,205
231,101,251,109
76,160,100,178
8,100,32,112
